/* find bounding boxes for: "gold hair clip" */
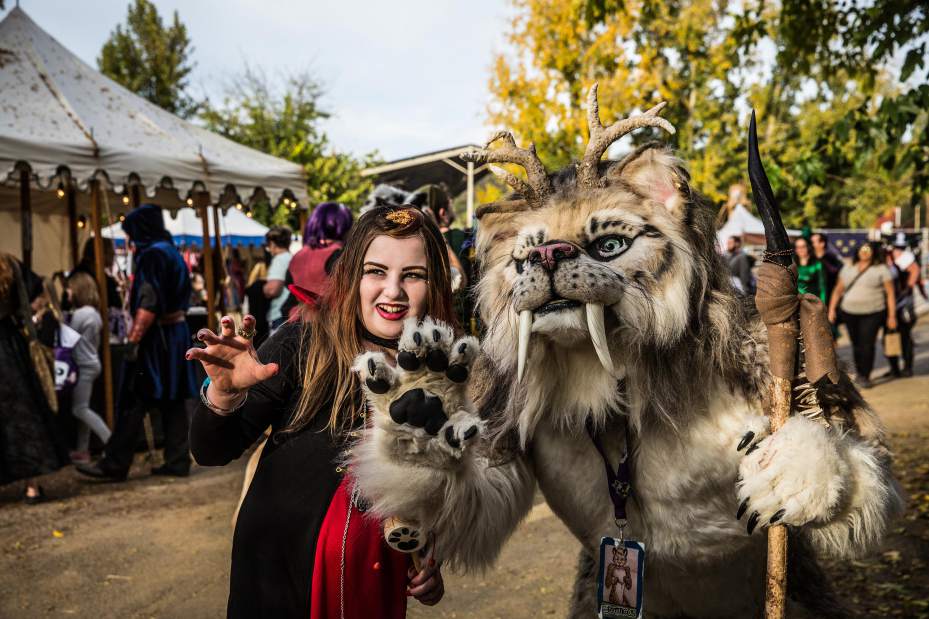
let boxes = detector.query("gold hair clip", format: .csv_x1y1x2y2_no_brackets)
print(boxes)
385,209,414,226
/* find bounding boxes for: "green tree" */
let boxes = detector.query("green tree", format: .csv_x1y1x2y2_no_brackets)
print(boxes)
98,0,197,117
200,68,377,227
488,0,927,227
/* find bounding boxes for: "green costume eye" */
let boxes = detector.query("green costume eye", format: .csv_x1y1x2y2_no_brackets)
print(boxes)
589,235,629,261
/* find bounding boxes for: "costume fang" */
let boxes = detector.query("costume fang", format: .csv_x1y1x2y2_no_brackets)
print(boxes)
350,86,903,618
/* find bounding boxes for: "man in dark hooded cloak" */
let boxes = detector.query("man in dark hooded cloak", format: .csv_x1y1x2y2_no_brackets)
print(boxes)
77,204,196,480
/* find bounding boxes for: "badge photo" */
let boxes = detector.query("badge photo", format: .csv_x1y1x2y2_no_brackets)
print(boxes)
596,537,645,619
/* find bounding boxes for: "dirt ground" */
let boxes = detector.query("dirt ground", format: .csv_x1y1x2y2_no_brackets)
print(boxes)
2,322,928,618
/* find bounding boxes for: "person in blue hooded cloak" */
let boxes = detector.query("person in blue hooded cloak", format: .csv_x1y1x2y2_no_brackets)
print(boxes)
77,204,196,480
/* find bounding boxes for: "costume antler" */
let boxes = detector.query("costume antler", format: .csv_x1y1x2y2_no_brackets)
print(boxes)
577,83,676,188
463,131,553,205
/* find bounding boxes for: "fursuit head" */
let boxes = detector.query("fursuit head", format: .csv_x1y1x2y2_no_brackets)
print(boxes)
349,85,904,618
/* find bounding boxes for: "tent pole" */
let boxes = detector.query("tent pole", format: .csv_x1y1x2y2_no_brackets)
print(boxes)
466,161,475,227
67,182,79,268
90,181,115,430
298,208,308,242
130,183,141,209
19,167,32,272
211,205,226,315
195,194,217,331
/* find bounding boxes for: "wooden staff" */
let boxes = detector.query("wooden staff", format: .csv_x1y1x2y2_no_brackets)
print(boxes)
748,112,797,619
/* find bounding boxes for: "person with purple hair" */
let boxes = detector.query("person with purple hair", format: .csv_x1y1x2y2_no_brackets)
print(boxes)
282,202,354,320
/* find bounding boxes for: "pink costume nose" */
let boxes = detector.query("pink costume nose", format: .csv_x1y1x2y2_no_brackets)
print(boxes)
527,241,578,271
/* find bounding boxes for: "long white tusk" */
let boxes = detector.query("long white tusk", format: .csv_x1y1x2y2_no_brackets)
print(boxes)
517,309,533,382
586,303,614,374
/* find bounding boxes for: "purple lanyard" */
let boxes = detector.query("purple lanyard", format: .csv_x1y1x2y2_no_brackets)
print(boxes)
585,415,632,534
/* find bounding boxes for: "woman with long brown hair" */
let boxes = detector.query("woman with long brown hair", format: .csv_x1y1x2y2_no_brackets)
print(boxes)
188,207,454,618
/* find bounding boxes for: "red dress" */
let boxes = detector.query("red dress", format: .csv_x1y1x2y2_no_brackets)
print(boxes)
310,477,411,618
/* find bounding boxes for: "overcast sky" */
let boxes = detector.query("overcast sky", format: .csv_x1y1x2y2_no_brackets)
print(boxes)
3,0,514,161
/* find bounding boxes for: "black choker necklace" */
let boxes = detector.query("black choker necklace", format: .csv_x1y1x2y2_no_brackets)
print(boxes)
362,327,399,350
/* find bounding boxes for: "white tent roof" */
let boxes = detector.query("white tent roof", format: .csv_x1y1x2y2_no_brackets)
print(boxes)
717,204,765,246
0,7,307,206
102,207,269,247
717,203,801,247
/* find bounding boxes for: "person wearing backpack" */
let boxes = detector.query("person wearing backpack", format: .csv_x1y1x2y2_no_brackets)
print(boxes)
65,272,112,464
828,242,896,388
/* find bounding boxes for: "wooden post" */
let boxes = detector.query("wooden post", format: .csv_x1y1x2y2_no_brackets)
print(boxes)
211,205,226,314
90,181,115,430
130,183,141,209
19,167,32,272
466,161,475,227
195,193,217,331
298,208,308,242
67,182,79,268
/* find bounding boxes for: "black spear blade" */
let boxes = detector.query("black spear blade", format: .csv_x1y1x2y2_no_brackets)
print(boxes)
748,110,793,267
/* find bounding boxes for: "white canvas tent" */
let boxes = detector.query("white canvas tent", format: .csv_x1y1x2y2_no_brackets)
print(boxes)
717,203,800,248
0,6,308,427
717,204,766,247
0,6,307,274
102,207,269,248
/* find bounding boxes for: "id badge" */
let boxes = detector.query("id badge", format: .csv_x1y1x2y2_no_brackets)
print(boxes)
596,537,645,619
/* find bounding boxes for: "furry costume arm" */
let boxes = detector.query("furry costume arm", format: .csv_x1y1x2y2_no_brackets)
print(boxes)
736,400,904,559
350,317,536,571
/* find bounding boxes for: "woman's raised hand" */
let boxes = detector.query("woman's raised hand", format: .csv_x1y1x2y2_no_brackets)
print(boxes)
186,315,278,398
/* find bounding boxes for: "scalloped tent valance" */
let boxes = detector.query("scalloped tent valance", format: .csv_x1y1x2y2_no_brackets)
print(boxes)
0,7,308,209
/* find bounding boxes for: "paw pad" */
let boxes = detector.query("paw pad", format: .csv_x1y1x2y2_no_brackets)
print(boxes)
388,388,448,436
446,364,468,383
426,349,449,372
387,527,422,552
397,351,420,371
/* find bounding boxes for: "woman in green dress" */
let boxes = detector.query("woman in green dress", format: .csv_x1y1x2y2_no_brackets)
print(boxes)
795,236,827,303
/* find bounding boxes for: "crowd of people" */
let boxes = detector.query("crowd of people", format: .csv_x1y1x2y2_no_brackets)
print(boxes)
0,185,924,617
724,231,925,389
0,185,476,502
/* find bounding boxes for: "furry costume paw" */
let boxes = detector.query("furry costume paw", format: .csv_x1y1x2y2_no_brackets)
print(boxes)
736,415,849,534
349,317,536,571
353,316,482,467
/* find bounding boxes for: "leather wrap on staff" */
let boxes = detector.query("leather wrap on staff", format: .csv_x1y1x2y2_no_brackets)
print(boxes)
754,262,800,381
755,262,840,385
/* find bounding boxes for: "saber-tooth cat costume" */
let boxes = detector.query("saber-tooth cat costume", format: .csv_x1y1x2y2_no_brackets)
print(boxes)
349,85,903,618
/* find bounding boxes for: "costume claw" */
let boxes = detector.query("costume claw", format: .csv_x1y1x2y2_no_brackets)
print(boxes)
745,442,760,456
747,512,760,535
737,498,749,520
769,509,786,524
737,431,754,451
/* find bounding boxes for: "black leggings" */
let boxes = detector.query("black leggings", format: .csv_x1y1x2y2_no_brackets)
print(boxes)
842,310,886,379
